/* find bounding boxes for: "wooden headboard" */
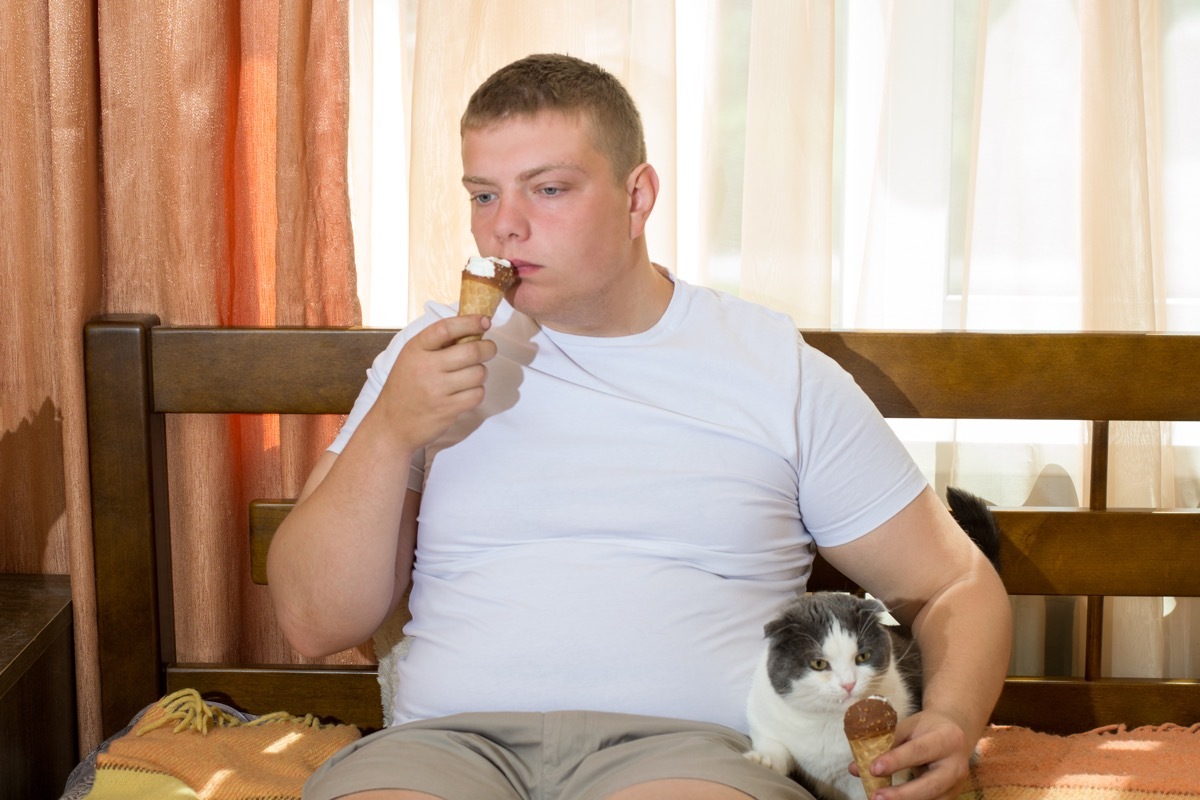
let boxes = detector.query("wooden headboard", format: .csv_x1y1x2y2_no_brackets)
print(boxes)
83,314,1200,739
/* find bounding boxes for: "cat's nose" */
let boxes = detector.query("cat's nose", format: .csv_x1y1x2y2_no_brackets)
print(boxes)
841,680,856,695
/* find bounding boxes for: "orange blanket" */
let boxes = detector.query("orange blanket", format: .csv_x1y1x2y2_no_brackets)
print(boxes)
84,689,360,799
964,724,1200,799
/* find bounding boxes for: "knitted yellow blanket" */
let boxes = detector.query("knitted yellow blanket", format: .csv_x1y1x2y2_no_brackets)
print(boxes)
83,689,360,799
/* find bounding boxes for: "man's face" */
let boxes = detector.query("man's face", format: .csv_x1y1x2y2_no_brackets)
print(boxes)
462,110,642,335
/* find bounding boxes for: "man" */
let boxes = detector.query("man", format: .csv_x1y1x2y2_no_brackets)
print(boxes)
269,54,1011,800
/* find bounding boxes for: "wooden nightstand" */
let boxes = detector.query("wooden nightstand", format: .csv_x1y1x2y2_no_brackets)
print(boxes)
0,574,77,799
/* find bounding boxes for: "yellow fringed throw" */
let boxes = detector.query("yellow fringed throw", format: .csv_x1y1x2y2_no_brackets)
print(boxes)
83,689,360,799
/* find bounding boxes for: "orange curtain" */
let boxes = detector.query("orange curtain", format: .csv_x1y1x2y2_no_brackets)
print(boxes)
2,0,358,753
1,0,104,752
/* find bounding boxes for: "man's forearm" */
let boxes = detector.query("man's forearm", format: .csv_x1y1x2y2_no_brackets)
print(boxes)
268,315,497,657
911,556,1012,742
267,418,417,657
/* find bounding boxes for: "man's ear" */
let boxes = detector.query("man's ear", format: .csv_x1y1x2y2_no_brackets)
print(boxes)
626,163,659,240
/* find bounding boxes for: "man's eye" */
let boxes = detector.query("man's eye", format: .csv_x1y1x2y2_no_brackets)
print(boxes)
471,192,496,205
539,186,563,196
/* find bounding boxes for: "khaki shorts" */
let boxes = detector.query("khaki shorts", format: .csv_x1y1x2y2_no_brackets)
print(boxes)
303,711,813,800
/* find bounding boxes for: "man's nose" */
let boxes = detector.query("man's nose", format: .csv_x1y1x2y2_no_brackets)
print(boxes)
492,195,530,241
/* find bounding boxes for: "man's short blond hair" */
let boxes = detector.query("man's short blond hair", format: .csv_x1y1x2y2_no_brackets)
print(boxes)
461,54,648,182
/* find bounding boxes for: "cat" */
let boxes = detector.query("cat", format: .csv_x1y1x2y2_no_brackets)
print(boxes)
744,487,1001,800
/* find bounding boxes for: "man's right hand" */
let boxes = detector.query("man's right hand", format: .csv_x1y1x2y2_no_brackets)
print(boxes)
374,314,498,452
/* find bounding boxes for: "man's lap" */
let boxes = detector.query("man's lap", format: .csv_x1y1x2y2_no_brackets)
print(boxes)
302,711,813,800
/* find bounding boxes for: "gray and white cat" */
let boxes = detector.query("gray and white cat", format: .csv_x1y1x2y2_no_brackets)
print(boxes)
744,487,1001,800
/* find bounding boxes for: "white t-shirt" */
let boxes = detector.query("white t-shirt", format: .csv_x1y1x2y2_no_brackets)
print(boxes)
330,277,926,732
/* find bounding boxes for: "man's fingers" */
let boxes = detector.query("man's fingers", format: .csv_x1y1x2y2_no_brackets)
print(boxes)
400,318,497,384
874,735,934,780
879,759,965,800
439,363,490,398
870,735,968,800
416,314,492,350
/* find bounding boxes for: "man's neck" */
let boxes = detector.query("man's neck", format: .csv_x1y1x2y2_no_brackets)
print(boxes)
538,258,674,338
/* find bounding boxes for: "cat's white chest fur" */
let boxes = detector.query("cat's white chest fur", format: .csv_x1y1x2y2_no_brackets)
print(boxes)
744,620,914,800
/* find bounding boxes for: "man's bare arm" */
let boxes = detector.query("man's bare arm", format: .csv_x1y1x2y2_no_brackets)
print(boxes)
266,314,495,657
820,486,1012,800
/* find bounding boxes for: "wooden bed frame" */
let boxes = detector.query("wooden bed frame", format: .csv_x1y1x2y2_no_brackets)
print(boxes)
83,313,1200,741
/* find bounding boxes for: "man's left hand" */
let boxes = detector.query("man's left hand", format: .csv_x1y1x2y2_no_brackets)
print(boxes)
849,708,971,800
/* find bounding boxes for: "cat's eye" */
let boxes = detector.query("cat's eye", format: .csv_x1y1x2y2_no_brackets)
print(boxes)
809,658,829,670
855,651,872,664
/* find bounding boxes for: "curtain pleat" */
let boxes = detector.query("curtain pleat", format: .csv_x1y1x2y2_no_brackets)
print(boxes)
1081,0,1159,333
1,2,71,576
278,0,359,327
2,0,105,751
1079,0,1189,680
48,0,106,755
740,0,834,326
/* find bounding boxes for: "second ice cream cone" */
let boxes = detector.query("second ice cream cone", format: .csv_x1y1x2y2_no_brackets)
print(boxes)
848,733,894,793
844,695,898,796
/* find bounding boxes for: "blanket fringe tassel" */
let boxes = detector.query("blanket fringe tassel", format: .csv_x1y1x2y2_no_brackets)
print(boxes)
136,688,329,736
1083,722,1200,736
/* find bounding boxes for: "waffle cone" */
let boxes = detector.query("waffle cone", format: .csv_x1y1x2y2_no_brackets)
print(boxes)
849,733,894,793
457,273,507,342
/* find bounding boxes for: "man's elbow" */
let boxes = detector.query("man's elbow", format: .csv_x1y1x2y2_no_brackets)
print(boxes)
288,634,344,661
272,602,353,659
267,575,345,658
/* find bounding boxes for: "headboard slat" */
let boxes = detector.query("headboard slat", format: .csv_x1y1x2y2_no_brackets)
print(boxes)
995,677,1200,732
249,503,1200,597
85,315,174,738
150,328,398,414
802,331,1200,420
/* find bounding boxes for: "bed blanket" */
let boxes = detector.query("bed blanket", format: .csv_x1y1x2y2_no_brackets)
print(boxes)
962,723,1200,799
76,689,359,799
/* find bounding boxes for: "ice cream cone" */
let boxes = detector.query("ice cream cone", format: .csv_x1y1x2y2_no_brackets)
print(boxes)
456,257,515,343
844,695,898,796
848,732,895,794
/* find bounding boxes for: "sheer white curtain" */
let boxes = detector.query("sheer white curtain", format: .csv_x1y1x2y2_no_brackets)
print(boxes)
348,0,1200,679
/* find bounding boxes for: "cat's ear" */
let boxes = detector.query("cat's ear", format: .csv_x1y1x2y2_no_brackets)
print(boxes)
764,618,791,639
857,596,889,620
763,598,805,639
764,616,804,640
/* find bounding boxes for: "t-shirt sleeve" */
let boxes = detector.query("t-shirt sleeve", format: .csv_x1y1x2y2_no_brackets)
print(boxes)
795,335,928,547
327,330,404,455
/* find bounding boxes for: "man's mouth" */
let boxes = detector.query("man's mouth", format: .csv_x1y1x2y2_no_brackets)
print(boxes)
507,259,539,276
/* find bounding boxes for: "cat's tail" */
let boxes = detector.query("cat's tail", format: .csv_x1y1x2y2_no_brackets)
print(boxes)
946,486,1002,570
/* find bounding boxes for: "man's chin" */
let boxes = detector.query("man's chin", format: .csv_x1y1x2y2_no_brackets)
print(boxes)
506,286,547,318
